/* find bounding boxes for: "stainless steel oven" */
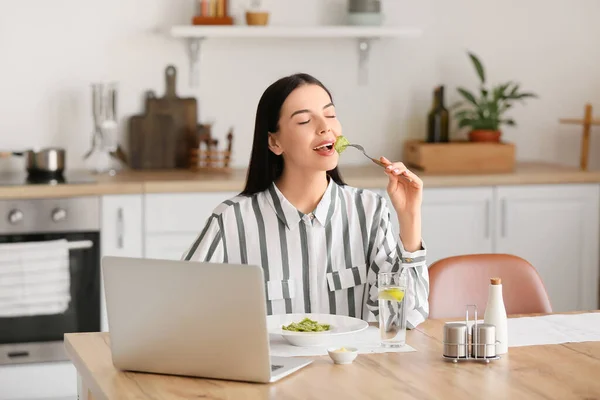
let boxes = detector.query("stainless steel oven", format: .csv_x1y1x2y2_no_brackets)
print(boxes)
0,196,100,365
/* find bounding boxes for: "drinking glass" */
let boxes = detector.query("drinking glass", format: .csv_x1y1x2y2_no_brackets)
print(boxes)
378,270,408,347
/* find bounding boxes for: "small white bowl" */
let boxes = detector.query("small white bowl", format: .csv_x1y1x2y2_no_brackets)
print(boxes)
327,347,358,365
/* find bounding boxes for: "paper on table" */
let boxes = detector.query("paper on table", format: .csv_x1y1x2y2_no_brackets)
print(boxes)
506,313,600,347
464,312,600,347
269,326,417,357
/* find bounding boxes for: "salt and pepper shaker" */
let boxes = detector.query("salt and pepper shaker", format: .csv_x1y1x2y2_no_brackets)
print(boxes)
483,277,508,355
442,305,500,363
443,323,469,358
471,323,496,358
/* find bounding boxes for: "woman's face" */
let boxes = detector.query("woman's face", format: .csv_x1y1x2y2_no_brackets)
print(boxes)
268,84,342,173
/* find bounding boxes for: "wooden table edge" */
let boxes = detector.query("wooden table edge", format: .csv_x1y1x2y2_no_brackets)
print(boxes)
65,333,104,400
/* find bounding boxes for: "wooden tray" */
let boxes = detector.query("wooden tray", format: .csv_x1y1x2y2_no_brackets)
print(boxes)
403,140,515,174
128,113,176,169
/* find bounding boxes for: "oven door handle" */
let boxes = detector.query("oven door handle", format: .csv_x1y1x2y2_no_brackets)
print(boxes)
67,240,93,250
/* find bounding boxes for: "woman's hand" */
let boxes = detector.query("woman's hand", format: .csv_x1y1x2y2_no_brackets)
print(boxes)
380,157,424,252
380,156,423,216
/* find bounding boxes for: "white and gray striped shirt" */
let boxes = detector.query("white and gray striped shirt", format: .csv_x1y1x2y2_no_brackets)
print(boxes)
182,179,429,328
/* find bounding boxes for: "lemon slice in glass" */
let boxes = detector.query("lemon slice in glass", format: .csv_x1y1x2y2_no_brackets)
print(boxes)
378,287,405,302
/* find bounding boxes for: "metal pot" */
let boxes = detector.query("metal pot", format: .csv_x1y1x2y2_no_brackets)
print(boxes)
0,148,66,174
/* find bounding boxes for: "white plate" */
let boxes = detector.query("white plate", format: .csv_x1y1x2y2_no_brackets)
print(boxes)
267,313,369,347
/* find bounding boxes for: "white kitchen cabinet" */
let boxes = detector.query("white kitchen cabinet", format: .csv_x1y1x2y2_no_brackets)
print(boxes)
144,192,238,233
380,187,494,266
0,362,76,400
144,192,238,261
100,195,144,332
378,183,600,312
145,233,200,261
495,184,600,312
420,187,494,265
101,195,144,258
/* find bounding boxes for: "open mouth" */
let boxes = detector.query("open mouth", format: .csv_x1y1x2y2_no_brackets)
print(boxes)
313,144,334,151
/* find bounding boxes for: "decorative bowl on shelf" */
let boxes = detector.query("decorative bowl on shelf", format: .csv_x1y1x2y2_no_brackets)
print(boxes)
246,11,269,25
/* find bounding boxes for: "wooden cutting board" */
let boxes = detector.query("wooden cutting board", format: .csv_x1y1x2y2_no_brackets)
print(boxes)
145,65,197,168
128,113,176,169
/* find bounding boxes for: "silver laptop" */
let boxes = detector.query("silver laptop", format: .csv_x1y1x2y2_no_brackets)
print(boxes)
102,256,312,383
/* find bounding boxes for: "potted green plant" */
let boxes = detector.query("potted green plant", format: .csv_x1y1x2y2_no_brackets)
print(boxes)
454,51,538,142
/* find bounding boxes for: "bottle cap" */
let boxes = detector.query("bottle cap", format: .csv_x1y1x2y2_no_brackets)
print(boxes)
490,277,501,285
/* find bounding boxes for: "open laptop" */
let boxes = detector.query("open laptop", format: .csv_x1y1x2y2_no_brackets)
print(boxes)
101,256,312,383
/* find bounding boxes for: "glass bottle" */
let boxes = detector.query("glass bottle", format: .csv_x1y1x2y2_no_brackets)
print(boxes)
427,85,449,143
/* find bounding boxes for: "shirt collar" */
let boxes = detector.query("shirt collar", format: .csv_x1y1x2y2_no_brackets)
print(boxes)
266,178,339,230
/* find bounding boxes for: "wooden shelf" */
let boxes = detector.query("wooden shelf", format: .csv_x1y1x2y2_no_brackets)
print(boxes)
169,25,423,86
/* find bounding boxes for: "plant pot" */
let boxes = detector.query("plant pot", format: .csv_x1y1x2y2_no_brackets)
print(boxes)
348,0,382,25
246,11,269,25
469,129,502,142
348,12,383,26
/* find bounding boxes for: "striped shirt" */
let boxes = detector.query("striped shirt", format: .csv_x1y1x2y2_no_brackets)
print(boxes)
181,179,430,328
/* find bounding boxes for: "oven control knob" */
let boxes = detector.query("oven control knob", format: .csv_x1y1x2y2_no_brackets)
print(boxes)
51,208,67,222
8,209,24,225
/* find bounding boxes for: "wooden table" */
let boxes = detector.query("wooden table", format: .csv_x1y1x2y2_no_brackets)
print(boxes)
65,313,600,400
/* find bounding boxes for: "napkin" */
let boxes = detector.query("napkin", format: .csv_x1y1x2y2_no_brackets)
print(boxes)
269,326,417,357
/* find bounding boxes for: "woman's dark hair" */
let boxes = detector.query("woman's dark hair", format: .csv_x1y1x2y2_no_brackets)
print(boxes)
241,73,346,196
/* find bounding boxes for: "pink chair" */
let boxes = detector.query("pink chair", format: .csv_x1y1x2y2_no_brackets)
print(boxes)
428,253,552,319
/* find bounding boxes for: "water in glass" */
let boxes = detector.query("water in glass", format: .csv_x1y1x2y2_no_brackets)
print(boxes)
378,271,407,347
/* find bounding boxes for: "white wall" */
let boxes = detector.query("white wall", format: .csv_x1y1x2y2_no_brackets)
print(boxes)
0,0,598,172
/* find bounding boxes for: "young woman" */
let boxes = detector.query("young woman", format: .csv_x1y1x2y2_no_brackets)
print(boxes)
182,73,429,328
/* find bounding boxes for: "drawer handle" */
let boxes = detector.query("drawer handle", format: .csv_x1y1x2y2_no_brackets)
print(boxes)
501,199,507,238
8,351,29,358
117,208,124,249
485,199,490,239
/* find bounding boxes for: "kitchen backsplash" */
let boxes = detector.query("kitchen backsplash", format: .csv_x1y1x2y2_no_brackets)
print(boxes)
0,0,598,172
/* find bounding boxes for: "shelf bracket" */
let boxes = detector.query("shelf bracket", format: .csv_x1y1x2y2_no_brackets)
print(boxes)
357,38,372,86
186,37,204,88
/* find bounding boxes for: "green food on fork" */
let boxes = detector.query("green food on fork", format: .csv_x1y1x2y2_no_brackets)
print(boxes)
334,136,350,154
335,136,413,182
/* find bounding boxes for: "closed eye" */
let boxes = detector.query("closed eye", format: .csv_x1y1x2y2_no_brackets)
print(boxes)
298,120,310,125
326,115,336,119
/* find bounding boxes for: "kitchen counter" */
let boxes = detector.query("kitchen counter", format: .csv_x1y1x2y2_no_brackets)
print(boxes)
1,162,600,200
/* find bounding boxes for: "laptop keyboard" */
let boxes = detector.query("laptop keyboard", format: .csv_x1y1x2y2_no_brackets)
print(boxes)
271,364,284,371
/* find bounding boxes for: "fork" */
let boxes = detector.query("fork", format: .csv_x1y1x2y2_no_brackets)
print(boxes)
346,143,412,182
346,143,387,168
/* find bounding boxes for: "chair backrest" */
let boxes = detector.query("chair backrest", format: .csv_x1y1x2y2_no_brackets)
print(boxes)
428,254,552,319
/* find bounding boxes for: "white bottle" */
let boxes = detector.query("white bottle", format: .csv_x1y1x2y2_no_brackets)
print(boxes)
483,277,508,354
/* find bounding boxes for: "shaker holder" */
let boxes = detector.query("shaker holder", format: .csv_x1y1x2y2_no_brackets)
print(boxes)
442,304,501,363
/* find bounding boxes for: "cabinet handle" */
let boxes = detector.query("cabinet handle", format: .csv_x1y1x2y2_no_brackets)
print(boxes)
485,199,490,239
117,208,124,249
500,198,507,238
